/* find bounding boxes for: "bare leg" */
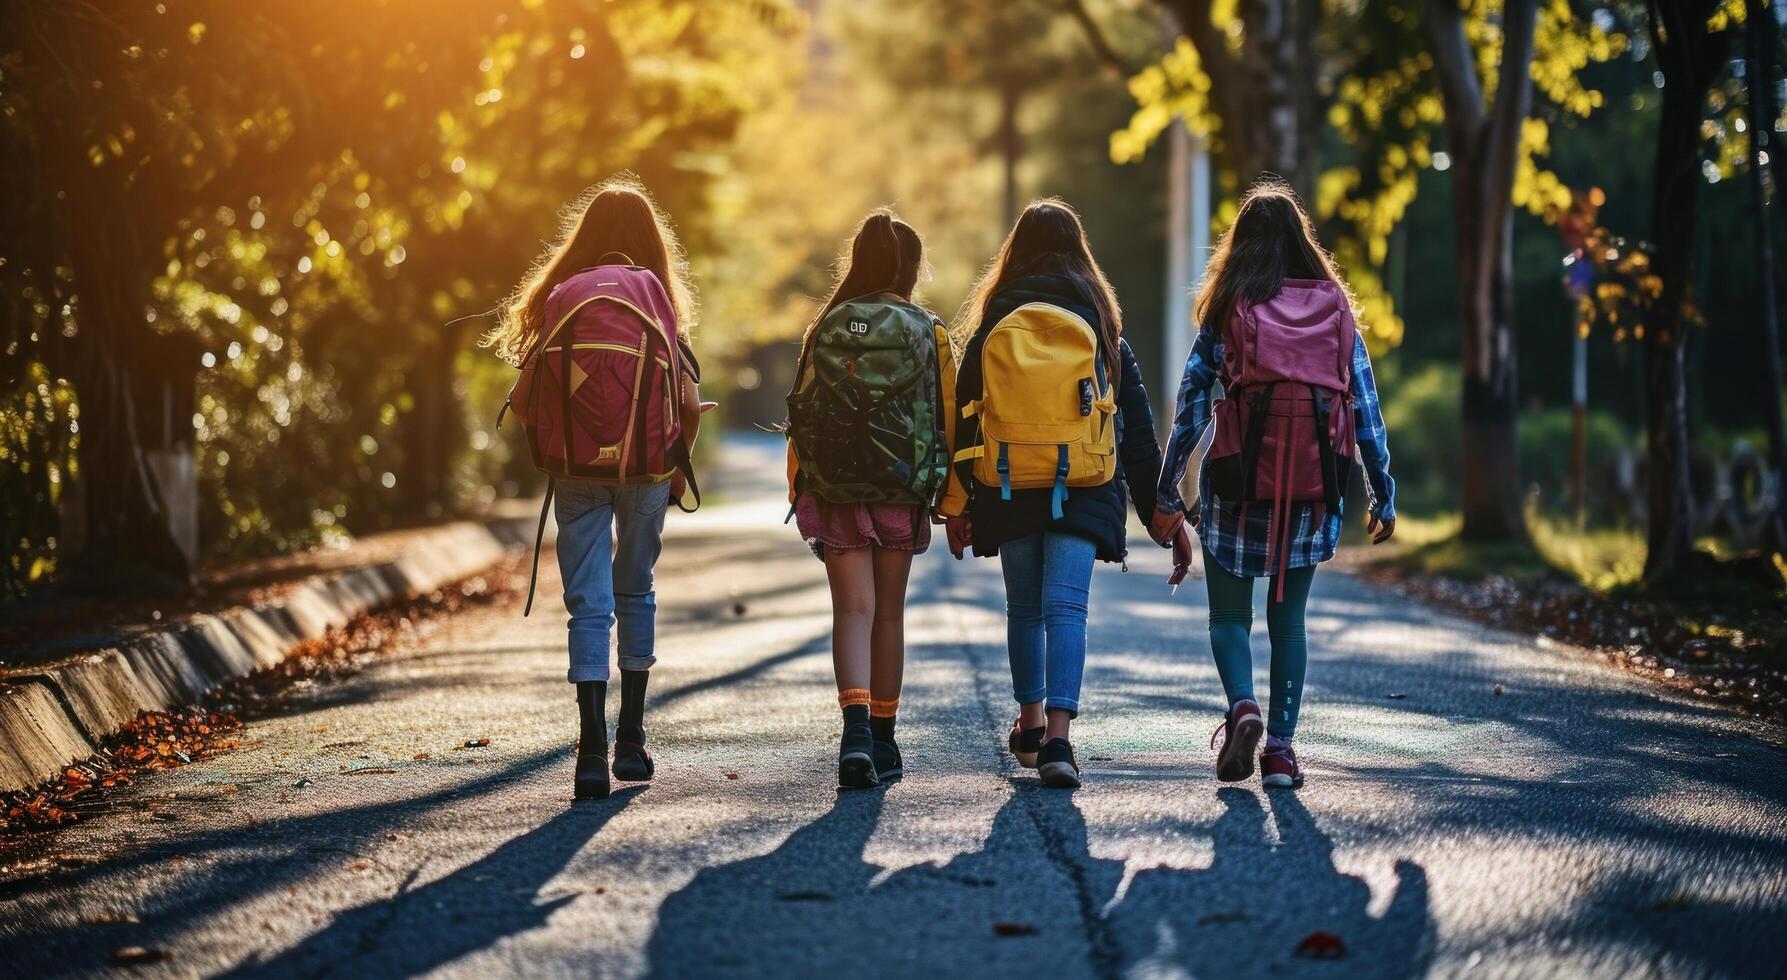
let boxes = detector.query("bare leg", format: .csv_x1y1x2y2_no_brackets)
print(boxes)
868,547,913,705
1045,706,1072,742
824,547,876,695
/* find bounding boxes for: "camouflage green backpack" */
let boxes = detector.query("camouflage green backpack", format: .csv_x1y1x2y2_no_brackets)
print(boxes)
787,295,948,506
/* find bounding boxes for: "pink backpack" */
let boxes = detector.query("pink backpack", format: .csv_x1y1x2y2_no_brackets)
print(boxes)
1206,278,1356,588
500,257,697,612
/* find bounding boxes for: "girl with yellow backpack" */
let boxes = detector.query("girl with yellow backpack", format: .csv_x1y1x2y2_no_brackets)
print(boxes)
939,198,1190,788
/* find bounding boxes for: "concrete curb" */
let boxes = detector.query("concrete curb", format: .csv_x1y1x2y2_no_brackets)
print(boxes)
0,515,547,794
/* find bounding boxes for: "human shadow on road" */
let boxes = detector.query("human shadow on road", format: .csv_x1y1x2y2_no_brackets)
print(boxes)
1108,787,1432,978
647,783,1131,977
646,787,888,976
219,787,641,978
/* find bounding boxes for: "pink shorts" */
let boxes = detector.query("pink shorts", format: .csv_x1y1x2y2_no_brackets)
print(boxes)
794,495,931,559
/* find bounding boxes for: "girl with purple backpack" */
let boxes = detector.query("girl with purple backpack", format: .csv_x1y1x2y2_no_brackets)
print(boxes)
1153,181,1397,790
489,178,710,800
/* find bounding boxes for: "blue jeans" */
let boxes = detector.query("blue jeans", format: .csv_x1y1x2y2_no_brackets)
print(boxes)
999,532,1096,716
554,480,670,683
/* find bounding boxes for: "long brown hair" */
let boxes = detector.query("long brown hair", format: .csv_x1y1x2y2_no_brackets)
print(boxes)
953,198,1122,381
798,208,927,358
484,176,695,364
1194,179,1354,336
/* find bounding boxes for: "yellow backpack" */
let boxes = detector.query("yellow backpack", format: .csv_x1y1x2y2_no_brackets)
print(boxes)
955,302,1117,518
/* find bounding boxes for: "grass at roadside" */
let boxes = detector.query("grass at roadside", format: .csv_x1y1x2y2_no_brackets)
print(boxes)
1350,505,1787,723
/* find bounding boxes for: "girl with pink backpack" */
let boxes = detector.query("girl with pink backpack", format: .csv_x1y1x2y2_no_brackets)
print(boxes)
1152,181,1398,790
489,178,710,800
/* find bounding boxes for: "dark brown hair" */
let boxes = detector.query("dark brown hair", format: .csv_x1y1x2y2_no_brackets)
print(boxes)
1194,179,1354,335
954,198,1122,381
795,209,927,370
485,176,694,363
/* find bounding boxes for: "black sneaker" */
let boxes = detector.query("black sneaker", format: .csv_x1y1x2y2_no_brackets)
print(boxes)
1009,721,1046,769
873,738,903,782
574,739,610,800
612,740,654,781
838,723,879,789
1036,738,1081,789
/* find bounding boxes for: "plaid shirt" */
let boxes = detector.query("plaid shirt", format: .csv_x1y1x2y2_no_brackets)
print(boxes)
1156,328,1395,579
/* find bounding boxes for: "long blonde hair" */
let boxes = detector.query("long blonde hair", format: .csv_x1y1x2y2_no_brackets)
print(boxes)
484,176,695,364
952,198,1123,382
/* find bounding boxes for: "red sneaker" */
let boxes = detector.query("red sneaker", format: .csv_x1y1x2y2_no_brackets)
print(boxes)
1261,738,1305,789
1210,699,1264,782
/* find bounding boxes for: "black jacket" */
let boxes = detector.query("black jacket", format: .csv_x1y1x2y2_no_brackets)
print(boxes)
946,273,1163,563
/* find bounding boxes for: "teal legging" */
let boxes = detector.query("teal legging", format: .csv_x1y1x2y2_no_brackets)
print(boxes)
1203,549,1316,737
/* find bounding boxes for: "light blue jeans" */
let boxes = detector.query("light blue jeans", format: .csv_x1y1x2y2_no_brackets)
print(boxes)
554,480,670,683
999,532,1096,716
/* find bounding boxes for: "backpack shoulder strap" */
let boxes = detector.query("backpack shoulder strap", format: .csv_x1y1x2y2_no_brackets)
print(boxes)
523,479,555,617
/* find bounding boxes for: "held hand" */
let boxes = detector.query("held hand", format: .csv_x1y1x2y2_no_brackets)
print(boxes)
1168,525,1195,588
945,515,972,560
1149,507,1185,545
670,470,687,502
1367,512,1396,545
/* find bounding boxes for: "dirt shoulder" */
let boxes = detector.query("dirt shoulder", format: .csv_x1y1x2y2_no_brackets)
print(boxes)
1342,541,1787,726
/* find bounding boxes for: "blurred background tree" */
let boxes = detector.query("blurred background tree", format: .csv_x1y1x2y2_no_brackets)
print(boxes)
3,0,1782,599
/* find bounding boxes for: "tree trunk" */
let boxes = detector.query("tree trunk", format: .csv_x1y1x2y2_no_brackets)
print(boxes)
400,319,470,518
1641,6,1724,580
1158,0,1321,198
997,77,1023,228
1457,206,1526,540
62,305,194,591
1746,0,1787,553
1425,0,1538,542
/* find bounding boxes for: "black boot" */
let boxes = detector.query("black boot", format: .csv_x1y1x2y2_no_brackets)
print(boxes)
871,714,902,782
574,681,610,800
838,704,878,790
612,669,654,781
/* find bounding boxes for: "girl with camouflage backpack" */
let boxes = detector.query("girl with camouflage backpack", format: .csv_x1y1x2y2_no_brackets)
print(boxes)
785,210,957,789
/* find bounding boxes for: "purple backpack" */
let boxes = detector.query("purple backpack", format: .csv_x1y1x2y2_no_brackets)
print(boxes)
1206,279,1358,581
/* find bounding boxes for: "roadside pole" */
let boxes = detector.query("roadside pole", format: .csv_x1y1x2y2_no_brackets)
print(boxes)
1163,119,1211,423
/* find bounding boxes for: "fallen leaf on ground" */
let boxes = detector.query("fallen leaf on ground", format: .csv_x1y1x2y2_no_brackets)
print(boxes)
462,739,490,748
81,911,139,926
1492,684,1505,695
993,922,1038,937
291,778,312,788
723,772,739,780
112,946,172,965
413,752,429,760
1294,931,1346,958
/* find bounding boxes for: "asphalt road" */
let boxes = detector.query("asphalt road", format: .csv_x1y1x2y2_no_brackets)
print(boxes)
4,436,1786,979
